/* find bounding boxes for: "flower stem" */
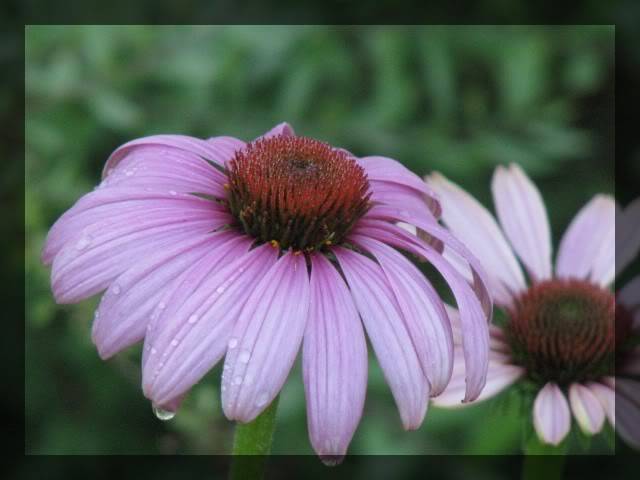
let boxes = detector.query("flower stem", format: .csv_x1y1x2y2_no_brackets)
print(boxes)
522,436,566,480
229,396,279,480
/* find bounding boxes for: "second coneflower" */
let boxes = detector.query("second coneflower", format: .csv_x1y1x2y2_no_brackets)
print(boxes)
43,122,492,460
427,165,639,450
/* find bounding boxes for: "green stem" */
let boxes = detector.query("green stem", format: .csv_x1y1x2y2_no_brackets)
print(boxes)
229,396,279,480
522,436,566,480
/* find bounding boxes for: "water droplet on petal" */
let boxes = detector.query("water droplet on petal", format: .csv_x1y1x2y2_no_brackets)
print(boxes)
112,284,121,295
152,404,176,421
75,234,92,250
228,337,238,349
188,314,198,324
158,302,166,310
125,170,135,177
255,392,269,408
233,376,243,386
169,190,177,196
216,285,226,294
238,350,250,363
150,347,157,355
171,339,179,347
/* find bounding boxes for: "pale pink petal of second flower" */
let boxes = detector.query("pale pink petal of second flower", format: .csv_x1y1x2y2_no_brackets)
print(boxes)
556,195,616,286
533,382,571,446
492,164,553,282
569,383,605,434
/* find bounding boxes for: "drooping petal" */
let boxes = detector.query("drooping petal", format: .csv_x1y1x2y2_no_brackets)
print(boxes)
222,253,310,423
333,247,430,429
569,383,605,435
491,164,552,282
444,304,510,354
143,244,278,406
432,355,523,407
533,382,571,446
353,219,490,402
586,381,615,427
556,195,616,286
349,234,453,396
259,122,295,139
363,206,492,319
303,254,367,460
357,155,441,218
51,202,227,303
616,197,640,277
426,172,526,307
92,231,249,359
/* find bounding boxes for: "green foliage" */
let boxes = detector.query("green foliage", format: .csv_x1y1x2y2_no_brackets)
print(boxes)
25,26,614,455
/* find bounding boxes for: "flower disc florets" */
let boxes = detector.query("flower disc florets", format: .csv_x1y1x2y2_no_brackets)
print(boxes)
227,135,371,252
505,278,626,385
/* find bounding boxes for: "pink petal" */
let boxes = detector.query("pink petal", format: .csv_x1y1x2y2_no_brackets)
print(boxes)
586,381,615,427
99,144,229,196
362,206,493,320
357,155,441,218
368,180,438,224
51,204,226,303
432,358,523,407
303,254,367,459
333,247,430,429
556,195,616,286
426,172,526,308
491,164,552,282
353,219,490,402
259,122,295,139
103,134,242,175
42,187,228,265
569,383,605,434
92,231,248,359
143,244,278,406
616,197,640,277
206,135,247,153
533,382,571,446
445,305,511,354
222,253,310,423
350,235,453,396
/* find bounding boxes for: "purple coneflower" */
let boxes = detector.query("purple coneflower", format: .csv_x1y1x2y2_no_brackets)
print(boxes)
42,122,491,459
427,164,639,449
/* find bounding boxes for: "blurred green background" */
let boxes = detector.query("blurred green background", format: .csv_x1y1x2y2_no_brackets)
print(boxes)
25,25,617,459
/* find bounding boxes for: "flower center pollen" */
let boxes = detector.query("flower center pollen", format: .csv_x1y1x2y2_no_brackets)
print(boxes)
227,135,371,252
505,278,629,385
